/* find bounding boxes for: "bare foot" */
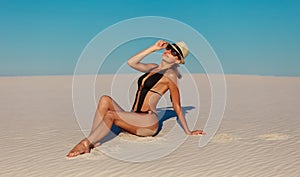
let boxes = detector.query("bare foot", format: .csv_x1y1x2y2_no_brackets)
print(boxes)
66,138,94,158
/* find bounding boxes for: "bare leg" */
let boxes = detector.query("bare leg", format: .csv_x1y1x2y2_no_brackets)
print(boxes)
66,138,94,157
87,111,116,144
67,96,123,157
67,113,115,158
90,95,124,133
87,111,159,145
67,110,158,158
90,95,124,147
66,94,158,158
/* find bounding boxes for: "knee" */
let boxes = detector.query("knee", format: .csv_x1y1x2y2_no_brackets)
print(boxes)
103,110,115,121
99,95,112,104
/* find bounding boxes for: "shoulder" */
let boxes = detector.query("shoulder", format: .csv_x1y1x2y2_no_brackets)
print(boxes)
145,63,159,72
164,69,178,85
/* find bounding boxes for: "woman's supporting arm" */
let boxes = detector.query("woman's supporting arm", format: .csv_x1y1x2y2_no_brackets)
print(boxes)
167,73,205,135
167,73,191,134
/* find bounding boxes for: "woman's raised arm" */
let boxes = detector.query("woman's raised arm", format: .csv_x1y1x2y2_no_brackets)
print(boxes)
127,40,168,72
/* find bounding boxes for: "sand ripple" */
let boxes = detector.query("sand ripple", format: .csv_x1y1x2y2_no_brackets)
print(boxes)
258,133,290,141
211,133,238,143
2,75,300,176
118,132,165,142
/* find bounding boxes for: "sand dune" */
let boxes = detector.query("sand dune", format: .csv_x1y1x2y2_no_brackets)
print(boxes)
1,74,300,176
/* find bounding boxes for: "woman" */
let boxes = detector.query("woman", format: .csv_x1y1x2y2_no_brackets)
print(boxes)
67,40,205,158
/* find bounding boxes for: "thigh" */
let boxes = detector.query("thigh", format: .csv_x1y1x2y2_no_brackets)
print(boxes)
100,95,125,112
109,97,125,112
112,111,159,136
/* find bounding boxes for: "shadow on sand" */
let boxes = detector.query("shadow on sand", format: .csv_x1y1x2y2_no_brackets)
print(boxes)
99,106,195,144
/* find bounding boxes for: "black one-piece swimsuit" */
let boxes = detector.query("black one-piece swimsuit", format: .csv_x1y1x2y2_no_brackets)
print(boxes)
131,69,167,114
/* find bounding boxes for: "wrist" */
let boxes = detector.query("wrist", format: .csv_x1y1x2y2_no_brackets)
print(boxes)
185,130,192,135
149,44,163,52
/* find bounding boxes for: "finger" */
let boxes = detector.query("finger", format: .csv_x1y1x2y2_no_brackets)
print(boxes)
191,130,206,135
155,40,162,46
199,130,206,135
161,42,168,48
160,41,166,47
192,131,198,135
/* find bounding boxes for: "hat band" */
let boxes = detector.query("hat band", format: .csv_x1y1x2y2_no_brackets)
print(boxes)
172,43,184,59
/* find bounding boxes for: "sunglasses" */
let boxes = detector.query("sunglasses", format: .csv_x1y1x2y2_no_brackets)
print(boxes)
166,44,181,59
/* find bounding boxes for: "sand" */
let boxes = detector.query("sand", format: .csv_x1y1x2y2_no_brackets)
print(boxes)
1,74,300,177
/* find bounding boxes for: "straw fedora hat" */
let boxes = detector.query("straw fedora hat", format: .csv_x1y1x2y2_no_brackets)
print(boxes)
170,41,189,64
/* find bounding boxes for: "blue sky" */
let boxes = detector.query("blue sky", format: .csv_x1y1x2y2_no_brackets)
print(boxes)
0,0,299,76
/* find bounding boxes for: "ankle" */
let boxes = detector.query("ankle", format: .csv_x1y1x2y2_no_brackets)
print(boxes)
83,138,94,148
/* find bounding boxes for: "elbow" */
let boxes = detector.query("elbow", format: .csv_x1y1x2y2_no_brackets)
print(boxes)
127,60,135,68
127,59,137,67
127,60,132,66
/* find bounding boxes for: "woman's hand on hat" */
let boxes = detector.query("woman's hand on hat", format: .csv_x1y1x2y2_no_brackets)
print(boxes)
150,40,168,51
